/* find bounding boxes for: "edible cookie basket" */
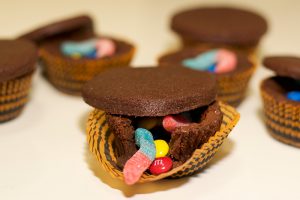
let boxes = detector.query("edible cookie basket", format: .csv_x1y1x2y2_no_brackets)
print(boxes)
170,7,268,59
83,67,240,184
0,40,37,122
87,102,239,182
261,56,300,147
0,73,34,122
19,15,135,95
158,46,256,107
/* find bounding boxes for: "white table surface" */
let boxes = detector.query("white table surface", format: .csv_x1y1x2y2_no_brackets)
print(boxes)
1,0,300,199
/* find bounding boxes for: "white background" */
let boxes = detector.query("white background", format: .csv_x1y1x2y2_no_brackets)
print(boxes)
1,0,300,199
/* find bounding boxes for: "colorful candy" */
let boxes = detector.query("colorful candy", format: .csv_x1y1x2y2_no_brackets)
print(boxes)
149,157,173,175
182,50,217,71
137,117,160,130
287,91,300,102
182,49,237,74
215,49,237,73
96,38,116,58
61,38,98,57
154,140,169,158
162,115,190,132
61,38,115,59
123,128,156,185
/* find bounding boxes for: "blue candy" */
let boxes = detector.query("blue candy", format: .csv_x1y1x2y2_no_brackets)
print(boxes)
207,64,216,72
287,91,300,102
182,50,217,71
135,128,156,160
61,38,98,57
85,49,98,59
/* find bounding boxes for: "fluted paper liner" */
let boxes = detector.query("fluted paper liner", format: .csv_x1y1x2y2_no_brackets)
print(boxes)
40,46,135,95
86,101,240,183
0,73,33,122
261,86,300,148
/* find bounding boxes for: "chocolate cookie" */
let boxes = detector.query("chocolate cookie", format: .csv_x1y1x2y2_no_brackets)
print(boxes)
263,56,300,80
169,101,223,167
0,39,37,82
19,15,94,45
171,7,267,46
82,67,217,116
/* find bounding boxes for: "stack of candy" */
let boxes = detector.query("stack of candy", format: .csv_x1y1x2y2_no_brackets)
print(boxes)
182,49,237,74
61,38,116,59
123,114,191,185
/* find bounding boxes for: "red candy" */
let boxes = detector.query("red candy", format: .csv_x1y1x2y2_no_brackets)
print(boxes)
162,115,190,132
149,157,173,175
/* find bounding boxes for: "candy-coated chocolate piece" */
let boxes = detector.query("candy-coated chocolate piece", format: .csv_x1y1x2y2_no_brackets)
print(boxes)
96,38,116,58
137,118,159,130
154,140,169,158
123,128,156,185
215,49,237,73
85,49,97,59
207,64,216,72
149,157,173,175
287,91,300,102
70,53,82,59
162,115,190,132
182,50,217,70
61,38,97,56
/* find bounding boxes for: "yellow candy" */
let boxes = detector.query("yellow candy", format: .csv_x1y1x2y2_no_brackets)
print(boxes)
71,53,82,59
138,118,159,130
154,140,169,158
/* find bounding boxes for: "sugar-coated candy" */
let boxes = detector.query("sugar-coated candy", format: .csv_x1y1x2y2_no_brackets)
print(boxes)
162,115,190,132
123,128,156,185
182,50,217,71
137,118,159,130
154,140,169,158
61,38,97,57
182,49,237,73
287,91,300,102
149,157,173,175
96,38,116,58
215,49,237,73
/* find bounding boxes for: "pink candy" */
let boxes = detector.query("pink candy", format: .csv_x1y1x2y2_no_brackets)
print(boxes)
215,49,237,74
96,38,116,58
123,151,152,185
162,115,190,132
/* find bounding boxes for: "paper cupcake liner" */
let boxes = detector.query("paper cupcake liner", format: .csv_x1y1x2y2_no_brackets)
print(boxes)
39,47,135,95
216,60,256,107
261,87,300,148
86,102,240,183
0,72,33,122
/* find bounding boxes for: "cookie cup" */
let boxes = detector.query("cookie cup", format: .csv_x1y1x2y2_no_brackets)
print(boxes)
0,72,34,122
261,77,300,147
40,38,135,95
159,46,256,107
86,101,239,183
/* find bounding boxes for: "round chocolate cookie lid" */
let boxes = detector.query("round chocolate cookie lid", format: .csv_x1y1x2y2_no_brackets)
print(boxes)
0,39,37,82
82,67,217,116
263,56,300,80
18,15,94,44
171,7,267,46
